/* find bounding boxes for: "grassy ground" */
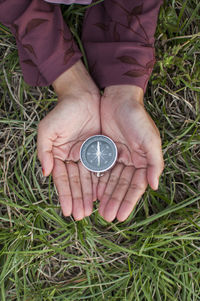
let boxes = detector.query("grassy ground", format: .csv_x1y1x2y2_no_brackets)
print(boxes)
0,0,200,300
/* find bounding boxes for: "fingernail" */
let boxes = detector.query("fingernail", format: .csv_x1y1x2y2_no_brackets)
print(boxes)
155,177,159,190
42,168,45,176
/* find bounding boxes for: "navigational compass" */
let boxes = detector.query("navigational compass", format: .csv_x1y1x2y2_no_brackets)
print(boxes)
80,135,118,177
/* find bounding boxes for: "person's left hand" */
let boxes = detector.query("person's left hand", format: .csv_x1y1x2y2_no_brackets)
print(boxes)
97,85,164,222
37,60,101,220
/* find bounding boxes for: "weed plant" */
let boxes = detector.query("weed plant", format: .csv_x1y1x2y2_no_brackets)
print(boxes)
0,0,200,300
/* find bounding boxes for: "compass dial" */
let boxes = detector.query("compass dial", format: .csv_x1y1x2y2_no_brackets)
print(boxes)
80,135,118,173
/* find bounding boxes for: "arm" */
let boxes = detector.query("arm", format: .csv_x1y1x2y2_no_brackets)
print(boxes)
82,0,163,92
0,0,82,86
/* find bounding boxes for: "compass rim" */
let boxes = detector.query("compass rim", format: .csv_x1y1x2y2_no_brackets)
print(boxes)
80,135,118,173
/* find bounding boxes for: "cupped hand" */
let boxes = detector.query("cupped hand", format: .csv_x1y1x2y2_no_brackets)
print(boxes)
97,85,164,222
37,60,100,220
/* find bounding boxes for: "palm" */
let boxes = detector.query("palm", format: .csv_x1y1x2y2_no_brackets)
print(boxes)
49,97,100,162
97,93,164,222
38,95,100,170
101,101,158,169
37,94,100,219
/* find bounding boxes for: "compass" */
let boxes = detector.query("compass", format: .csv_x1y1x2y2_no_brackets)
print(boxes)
80,135,118,177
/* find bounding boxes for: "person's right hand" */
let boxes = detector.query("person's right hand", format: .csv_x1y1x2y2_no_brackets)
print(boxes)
97,85,164,222
37,60,101,220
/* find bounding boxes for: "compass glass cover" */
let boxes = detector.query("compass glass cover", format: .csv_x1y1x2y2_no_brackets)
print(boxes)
80,135,117,173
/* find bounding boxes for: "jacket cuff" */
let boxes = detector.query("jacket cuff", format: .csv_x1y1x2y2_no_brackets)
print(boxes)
83,41,155,92
17,39,82,86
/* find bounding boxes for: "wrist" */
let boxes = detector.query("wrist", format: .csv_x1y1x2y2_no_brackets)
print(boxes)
52,60,100,100
103,85,144,106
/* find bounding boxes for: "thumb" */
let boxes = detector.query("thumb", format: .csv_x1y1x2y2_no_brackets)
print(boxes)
37,124,54,177
145,141,164,190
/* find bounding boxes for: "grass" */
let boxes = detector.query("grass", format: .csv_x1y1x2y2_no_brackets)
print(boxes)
0,0,200,300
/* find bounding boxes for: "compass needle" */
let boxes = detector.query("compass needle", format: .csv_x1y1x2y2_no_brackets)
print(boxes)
97,141,101,167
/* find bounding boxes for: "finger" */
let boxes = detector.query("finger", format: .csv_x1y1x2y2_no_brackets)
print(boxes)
117,168,148,222
145,141,164,190
78,161,93,217
102,166,134,222
97,171,110,200
67,162,84,221
52,158,72,216
98,163,124,216
91,172,99,202
37,122,54,176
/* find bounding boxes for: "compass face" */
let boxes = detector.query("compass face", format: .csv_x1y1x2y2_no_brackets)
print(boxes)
80,135,118,173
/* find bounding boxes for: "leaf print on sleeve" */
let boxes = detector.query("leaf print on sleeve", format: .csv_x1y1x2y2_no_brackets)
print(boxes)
23,44,37,58
122,58,155,79
117,56,143,67
36,4,54,13
116,21,148,42
113,23,120,42
146,59,155,69
58,29,73,43
123,69,148,77
12,24,19,40
94,23,109,32
25,19,48,35
22,59,37,67
110,0,149,43
127,5,143,27
131,5,143,16
58,29,73,51
134,17,149,42
90,61,97,74
63,45,75,65
111,0,129,14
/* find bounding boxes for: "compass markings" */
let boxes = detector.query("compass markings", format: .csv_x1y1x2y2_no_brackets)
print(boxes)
83,137,116,170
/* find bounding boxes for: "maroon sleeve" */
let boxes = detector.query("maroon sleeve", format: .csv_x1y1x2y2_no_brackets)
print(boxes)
82,0,163,92
0,0,82,86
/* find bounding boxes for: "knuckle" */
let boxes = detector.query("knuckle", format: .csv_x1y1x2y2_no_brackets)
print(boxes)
59,193,72,200
83,192,93,200
124,198,133,206
110,196,120,203
109,174,118,184
74,196,83,203
70,175,80,184
84,175,91,182
118,177,129,187
129,183,144,191
103,191,111,199
53,173,68,183
99,178,107,184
